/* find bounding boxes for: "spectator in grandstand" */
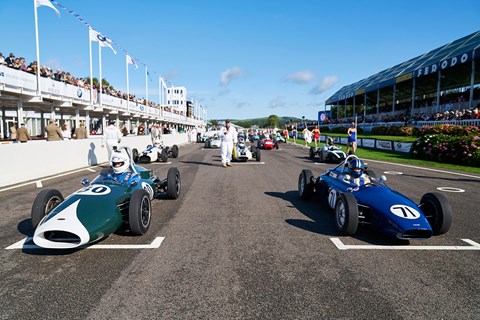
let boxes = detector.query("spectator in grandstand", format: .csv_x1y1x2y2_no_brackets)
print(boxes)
73,122,88,139
5,53,15,67
61,123,71,140
346,121,357,154
16,123,31,143
54,69,62,81
0,53,6,65
45,119,64,141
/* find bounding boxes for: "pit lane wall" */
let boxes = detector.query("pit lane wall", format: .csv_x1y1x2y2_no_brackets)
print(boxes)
0,133,189,188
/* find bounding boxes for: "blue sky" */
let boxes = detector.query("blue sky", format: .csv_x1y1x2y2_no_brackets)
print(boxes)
1,0,479,120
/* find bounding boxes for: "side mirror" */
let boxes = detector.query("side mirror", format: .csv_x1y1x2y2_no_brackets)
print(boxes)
81,178,90,186
380,175,387,182
129,180,138,187
343,174,351,182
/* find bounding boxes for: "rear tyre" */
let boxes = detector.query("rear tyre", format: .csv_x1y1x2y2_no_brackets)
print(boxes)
255,148,261,161
275,141,279,150
31,189,64,229
171,145,179,158
420,192,452,235
309,147,315,159
335,193,358,236
132,148,139,163
129,189,151,235
298,169,314,200
167,167,181,199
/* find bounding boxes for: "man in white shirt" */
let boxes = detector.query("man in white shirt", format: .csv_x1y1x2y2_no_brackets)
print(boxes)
102,120,123,162
220,119,237,167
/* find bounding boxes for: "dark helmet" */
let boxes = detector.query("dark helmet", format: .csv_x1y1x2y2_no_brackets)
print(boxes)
348,158,364,178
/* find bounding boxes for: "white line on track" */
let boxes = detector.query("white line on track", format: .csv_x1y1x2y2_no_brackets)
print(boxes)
0,166,103,193
153,161,172,165
5,237,165,250
364,159,480,180
232,161,265,165
330,238,480,251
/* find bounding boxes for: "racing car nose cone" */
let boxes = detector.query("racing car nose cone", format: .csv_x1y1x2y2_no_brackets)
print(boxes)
33,200,90,249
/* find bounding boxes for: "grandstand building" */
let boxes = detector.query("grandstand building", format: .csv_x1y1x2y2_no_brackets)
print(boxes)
325,30,480,126
0,65,205,139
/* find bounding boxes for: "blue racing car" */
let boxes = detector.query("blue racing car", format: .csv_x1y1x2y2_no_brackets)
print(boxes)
297,155,452,240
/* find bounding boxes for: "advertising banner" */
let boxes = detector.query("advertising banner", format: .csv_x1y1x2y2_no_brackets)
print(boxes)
393,142,413,153
362,139,375,148
376,140,393,150
0,66,37,91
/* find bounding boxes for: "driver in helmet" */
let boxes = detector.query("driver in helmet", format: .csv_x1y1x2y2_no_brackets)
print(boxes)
347,158,370,186
109,151,133,183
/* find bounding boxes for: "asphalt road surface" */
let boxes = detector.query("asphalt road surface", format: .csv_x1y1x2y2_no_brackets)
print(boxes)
1,141,479,320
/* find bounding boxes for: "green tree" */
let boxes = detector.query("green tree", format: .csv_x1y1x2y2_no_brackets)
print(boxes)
266,114,279,128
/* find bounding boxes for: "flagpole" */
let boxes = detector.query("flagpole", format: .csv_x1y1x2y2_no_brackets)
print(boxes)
33,0,41,95
98,43,102,107
158,76,161,119
145,66,148,117
89,30,93,106
126,55,130,113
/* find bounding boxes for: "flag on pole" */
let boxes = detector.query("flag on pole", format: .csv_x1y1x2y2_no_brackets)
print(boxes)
35,0,60,16
126,54,138,69
89,28,116,54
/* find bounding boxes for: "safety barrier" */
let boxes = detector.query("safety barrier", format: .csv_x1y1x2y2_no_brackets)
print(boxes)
0,133,189,188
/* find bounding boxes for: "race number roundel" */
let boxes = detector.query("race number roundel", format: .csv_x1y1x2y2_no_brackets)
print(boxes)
77,185,111,196
390,205,420,219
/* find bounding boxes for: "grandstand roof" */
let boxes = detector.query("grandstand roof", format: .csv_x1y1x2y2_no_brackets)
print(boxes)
326,30,480,104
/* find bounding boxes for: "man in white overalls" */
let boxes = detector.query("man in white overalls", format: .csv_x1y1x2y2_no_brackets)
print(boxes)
220,119,237,167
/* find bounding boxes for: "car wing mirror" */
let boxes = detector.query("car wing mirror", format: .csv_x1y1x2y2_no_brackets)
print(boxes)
380,175,387,182
129,180,138,187
81,178,90,186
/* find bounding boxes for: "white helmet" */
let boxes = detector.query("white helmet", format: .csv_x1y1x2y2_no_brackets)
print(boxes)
111,152,130,174
154,139,161,147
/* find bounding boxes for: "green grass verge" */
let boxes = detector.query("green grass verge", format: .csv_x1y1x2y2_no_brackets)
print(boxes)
286,138,480,174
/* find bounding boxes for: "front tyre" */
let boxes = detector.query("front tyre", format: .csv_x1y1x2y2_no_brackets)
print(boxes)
420,192,452,235
335,193,358,236
167,167,181,199
298,169,314,200
31,189,64,229
309,147,315,159
129,189,151,235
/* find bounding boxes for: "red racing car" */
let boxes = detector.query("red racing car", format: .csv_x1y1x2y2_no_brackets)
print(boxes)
257,137,278,150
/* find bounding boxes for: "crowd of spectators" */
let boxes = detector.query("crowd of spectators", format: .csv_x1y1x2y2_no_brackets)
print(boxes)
0,51,186,117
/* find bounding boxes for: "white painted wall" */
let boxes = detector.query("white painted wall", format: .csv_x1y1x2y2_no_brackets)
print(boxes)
0,133,189,187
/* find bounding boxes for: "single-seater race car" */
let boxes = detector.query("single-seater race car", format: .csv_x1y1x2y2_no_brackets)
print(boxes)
232,137,261,162
31,146,181,249
132,138,179,163
257,136,278,150
204,134,222,148
297,154,452,240
309,137,346,163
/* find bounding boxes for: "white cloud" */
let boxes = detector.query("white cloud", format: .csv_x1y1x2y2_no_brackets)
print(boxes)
220,67,243,86
269,97,287,109
311,75,339,94
284,70,316,84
